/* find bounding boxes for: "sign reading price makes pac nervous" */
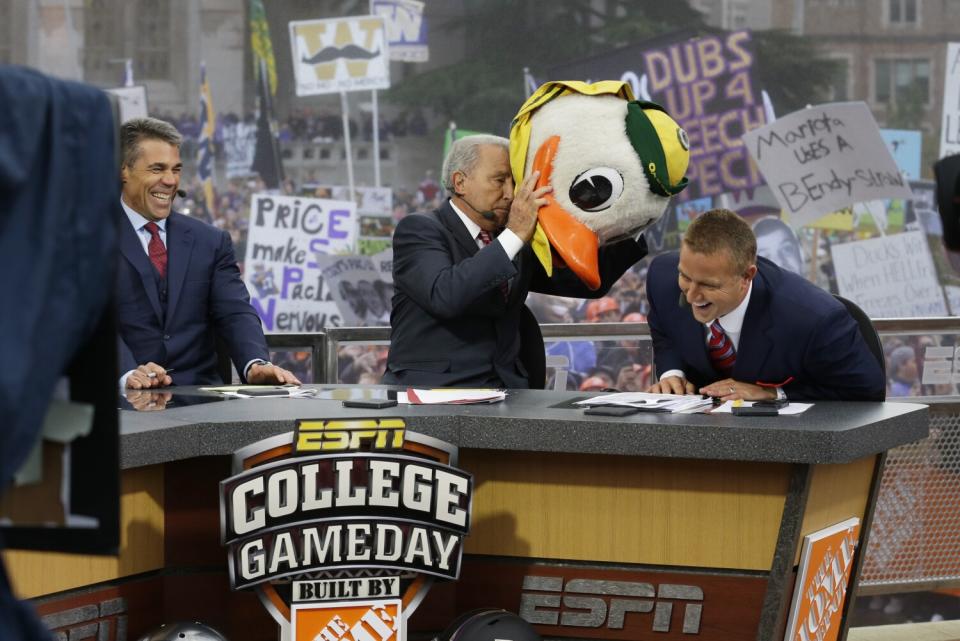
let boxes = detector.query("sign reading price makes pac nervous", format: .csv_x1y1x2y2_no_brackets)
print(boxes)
244,193,356,333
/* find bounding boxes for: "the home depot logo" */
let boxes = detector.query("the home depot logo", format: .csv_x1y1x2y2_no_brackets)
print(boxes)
293,600,401,641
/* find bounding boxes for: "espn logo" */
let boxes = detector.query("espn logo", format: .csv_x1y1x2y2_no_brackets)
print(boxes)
295,419,405,452
519,576,703,634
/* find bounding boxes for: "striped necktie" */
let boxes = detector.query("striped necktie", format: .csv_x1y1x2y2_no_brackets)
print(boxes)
708,320,736,376
477,230,509,301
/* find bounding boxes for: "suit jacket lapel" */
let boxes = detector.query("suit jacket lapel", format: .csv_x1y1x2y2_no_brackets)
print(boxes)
437,201,481,257
735,268,774,380
119,216,163,321
164,213,194,324
682,305,713,376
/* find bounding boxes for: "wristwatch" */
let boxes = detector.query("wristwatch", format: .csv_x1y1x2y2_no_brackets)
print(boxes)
251,359,273,369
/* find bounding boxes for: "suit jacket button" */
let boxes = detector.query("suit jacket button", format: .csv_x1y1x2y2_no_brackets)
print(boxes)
163,334,171,340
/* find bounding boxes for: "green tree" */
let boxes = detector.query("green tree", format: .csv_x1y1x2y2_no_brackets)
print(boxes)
751,30,842,114
386,0,705,134
386,1,837,132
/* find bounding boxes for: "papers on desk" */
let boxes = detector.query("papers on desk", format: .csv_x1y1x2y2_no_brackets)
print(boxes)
711,400,813,415
575,392,714,413
201,385,317,399
399,388,506,405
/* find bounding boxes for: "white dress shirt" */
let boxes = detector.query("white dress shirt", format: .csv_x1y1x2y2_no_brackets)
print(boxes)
449,200,524,258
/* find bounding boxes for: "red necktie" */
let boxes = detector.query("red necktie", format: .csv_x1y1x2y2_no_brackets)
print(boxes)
144,221,167,279
477,230,509,301
708,320,736,376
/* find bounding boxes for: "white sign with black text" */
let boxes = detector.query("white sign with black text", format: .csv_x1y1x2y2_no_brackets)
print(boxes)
830,231,947,318
940,43,960,158
743,102,912,227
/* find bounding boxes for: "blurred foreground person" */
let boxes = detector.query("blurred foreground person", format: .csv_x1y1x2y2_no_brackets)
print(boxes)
1,64,118,641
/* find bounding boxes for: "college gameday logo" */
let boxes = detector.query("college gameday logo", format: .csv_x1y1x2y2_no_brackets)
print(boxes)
220,418,472,641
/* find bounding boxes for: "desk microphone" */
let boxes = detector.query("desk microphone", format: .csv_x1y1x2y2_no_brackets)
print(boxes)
455,192,497,221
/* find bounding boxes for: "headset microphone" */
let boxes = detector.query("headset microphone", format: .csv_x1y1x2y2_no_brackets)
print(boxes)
455,192,497,221
176,189,187,198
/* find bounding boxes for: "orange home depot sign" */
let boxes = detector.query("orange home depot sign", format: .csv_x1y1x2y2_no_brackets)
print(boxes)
219,419,472,641
294,600,402,641
783,518,861,641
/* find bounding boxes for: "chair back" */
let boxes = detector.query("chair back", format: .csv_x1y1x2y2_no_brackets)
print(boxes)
518,304,546,389
833,294,885,379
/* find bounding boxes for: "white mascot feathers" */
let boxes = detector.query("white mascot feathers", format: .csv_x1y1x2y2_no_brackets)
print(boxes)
509,80,691,289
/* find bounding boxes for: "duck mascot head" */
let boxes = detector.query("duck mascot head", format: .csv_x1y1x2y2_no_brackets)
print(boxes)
509,80,691,290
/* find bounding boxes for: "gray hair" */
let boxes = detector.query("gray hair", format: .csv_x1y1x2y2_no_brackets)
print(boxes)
441,134,510,193
120,117,182,168
889,345,915,373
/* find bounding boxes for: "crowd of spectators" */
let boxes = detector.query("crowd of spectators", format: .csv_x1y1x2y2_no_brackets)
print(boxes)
153,107,430,150
882,334,949,398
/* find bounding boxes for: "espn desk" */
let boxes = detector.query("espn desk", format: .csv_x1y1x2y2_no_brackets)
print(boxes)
5,388,928,641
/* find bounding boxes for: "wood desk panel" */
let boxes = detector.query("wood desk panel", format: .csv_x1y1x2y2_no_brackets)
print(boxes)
462,450,791,570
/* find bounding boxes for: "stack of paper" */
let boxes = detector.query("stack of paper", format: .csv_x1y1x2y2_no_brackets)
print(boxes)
575,392,714,414
401,388,506,405
201,385,317,399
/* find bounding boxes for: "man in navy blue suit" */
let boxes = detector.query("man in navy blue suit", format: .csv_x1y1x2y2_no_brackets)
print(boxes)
117,117,299,389
383,136,647,388
646,208,883,402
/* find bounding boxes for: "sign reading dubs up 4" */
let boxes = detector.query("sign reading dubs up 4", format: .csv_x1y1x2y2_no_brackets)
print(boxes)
219,418,473,641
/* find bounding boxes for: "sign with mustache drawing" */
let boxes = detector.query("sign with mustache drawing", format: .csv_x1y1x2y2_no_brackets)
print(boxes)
289,16,391,96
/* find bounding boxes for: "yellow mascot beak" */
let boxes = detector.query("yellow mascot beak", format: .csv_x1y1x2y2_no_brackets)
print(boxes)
531,135,601,290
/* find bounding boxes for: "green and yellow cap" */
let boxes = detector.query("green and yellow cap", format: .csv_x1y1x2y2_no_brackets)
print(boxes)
624,100,690,197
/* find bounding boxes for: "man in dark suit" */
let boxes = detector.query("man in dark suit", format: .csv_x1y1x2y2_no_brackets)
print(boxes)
646,208,884,402
383,135,647,388
117,117,298,389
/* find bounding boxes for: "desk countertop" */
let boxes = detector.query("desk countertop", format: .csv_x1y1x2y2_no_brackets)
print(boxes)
118,386,929,469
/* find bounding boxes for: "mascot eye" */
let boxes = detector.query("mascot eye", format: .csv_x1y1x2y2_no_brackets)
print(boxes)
569,167,624,212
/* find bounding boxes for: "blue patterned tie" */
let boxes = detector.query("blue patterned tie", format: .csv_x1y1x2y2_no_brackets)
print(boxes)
708,320,736,376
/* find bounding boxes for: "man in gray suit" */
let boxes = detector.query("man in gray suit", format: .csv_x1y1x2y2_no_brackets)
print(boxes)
383,135,647,388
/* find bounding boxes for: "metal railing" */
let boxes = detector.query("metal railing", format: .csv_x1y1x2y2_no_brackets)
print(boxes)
266,316,960,592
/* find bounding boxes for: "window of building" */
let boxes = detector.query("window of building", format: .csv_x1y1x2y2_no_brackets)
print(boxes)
874,58,930,105
724,1,748,29
0,3,9,64
82,0,123,83
888,0,919,25
134,0,171,79
828,59,850,101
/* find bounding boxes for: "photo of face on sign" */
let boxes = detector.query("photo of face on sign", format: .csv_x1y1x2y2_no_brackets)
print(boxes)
337,279,392,325
753,216,804,275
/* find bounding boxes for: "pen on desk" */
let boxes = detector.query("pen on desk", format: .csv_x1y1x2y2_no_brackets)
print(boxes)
147,369,174,379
